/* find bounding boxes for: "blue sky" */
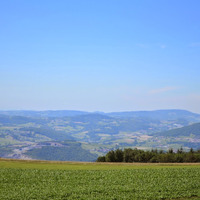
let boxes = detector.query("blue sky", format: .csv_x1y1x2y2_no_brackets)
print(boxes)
0,0,200,113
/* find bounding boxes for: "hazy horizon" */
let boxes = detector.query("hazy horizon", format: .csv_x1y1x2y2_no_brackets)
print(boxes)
1,1,200,113
0,108,200,115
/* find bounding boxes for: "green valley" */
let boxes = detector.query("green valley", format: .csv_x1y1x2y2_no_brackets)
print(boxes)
0,109,200,161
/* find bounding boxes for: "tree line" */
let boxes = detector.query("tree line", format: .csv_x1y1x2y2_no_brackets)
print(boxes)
96,147,200,163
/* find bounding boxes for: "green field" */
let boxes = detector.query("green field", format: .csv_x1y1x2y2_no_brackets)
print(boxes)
0,159,200,200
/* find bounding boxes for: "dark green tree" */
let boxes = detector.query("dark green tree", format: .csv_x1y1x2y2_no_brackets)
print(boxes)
105,150,116,162
123,148,133,162
189,148,194,153
115,149,124,162
96,156,106,162
168,148,174,154
177,146,184,154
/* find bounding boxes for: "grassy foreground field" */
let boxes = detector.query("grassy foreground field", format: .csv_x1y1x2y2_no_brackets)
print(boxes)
0,159,200,200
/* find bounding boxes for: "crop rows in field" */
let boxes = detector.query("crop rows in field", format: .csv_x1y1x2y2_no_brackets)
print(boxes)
0,167,200,200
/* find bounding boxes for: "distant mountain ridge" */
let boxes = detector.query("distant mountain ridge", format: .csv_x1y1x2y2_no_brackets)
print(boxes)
0,110,89,118
1,109,200,122
107,109,200,121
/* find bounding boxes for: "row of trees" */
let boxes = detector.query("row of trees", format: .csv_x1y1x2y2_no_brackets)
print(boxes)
96,148,200,163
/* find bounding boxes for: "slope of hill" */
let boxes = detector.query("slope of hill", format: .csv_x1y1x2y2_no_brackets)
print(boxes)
0,114,47,125
154,122,200,137
0,140,98,162
25,141,98,162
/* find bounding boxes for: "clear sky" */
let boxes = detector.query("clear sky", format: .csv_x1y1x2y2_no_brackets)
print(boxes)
0,0,200,113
